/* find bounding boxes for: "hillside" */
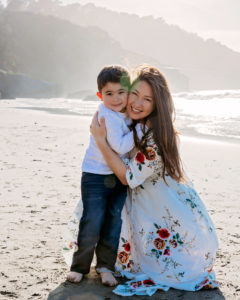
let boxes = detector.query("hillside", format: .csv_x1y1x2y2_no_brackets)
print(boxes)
11,0,240,90
0,10,126,95
0,9,188,98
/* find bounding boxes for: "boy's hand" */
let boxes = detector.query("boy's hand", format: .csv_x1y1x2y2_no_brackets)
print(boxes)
90,112,107,142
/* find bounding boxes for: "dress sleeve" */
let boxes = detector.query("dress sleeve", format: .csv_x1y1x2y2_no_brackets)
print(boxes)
125,143,163,189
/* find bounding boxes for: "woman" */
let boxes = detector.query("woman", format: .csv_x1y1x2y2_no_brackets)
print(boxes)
89,65,218,296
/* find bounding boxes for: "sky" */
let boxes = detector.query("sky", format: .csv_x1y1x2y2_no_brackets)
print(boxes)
2,0,240,52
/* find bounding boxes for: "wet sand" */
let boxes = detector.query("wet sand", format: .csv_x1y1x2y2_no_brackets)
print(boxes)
0,101,239,299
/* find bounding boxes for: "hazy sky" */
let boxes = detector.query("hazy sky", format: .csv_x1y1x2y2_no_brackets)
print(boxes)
62,0,240,53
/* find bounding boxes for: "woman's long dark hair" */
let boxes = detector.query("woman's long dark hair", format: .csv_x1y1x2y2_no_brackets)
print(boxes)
131,65,185,183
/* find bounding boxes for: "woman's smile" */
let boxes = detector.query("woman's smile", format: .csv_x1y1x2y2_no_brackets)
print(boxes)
131,106,142,113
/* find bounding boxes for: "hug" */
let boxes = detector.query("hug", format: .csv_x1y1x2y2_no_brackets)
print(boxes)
63,64,219,296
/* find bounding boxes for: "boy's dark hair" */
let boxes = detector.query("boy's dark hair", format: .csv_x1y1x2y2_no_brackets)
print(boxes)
97,65,130,92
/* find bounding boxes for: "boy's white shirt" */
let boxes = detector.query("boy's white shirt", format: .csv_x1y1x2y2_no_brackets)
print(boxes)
82,103,142,175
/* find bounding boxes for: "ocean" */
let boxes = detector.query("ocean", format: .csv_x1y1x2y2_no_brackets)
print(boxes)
3,89,240,143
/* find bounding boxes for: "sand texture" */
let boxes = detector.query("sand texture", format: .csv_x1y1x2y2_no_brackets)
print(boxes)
0,102,239,300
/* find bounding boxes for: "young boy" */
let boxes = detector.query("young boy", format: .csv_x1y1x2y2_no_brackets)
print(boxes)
67,65,139,286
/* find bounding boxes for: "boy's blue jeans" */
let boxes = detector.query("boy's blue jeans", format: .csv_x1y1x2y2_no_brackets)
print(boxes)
70,172,127,274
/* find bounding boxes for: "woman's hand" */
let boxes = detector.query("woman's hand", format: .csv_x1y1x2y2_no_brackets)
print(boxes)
90,112,107,145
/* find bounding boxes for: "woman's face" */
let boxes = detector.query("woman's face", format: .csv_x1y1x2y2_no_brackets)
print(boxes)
127,80,154,120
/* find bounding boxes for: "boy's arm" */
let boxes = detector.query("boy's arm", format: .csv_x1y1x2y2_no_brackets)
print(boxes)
104,114,135,155
98,105,143,156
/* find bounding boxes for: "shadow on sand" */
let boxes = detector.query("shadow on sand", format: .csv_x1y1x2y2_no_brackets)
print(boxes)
48,269,225,300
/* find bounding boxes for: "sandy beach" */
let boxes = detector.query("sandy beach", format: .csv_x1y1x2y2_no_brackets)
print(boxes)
0,101,239,300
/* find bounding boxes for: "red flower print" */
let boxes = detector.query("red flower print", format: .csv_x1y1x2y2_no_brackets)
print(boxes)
127,261,133,268
130,281,142,288
153,238,166,250
169,239,178,248
124,242,131,252
135,152,145,164
202,278,209,285
194,277,215,291
163,248,171,256
69,242,73,249
145,147,156,161
143,279,155,286
158,228,170,239
208,266,213,273
118,251,130,264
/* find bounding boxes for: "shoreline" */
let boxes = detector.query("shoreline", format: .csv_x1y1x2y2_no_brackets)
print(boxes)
2,102,239,146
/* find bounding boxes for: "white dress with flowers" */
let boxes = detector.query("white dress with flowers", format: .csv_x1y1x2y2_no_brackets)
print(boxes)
62,139,219,296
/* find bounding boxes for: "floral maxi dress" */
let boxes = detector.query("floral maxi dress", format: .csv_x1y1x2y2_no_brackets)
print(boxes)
63,140,219,296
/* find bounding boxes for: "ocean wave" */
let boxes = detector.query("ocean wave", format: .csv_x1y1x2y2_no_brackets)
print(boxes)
174,89,240,100
5,91,240,142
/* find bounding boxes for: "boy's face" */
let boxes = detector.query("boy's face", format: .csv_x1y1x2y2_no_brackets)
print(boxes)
100,82,128,113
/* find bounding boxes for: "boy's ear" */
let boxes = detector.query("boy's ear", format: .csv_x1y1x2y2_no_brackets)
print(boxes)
96,92,103,100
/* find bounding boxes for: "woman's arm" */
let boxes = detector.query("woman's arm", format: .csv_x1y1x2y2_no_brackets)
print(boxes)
90,113,128,185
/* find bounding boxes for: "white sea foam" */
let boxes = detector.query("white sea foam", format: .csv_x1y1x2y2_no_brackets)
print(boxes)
173,90,240,140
